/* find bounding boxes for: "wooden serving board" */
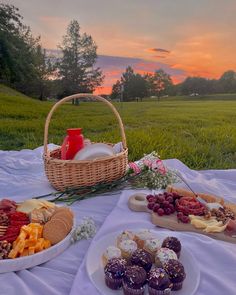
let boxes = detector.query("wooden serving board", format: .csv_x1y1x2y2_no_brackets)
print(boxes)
128,193,236,244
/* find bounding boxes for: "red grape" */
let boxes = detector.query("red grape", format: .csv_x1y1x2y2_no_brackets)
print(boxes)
153,204,160,212
146,195,155,202
147,202,156,210
156,196,165,203
169,204,175,213
164,208,172,215
157,208,165,216
148,197,156,203
163,200,169,207
166,196,173,203
181,215,190,223
177,212,184,219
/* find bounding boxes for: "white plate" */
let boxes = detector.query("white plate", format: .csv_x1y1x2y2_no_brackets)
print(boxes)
0,219,76,273
86,229,200,295
74,143,115,160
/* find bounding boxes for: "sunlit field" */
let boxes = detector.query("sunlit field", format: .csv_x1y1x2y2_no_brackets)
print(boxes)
1,84,236,170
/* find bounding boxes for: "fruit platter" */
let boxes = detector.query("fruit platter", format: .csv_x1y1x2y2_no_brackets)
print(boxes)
86,229,200,295
0,198,74,273
128,186,236,243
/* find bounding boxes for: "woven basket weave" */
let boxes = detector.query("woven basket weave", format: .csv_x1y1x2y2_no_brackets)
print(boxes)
43,93,128,191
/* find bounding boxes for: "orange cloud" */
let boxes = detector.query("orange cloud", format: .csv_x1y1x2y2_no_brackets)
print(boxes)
94,86,112,95
153,55,167,59
135,69,153,75
167,25,236,79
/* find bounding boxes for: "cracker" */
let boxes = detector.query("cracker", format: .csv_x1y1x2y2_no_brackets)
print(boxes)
52,211,73,227
52,217,72,233
43,219,68,245
54,207,74,218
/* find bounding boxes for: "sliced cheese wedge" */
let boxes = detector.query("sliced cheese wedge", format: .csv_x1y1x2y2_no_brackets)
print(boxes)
204,223,227,233
17,199,55,214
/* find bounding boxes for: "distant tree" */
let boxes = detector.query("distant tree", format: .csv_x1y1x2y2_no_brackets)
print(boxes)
120,66,147,101
111,80,122,100
145,69,173,100
33,46,54,100
129,73,147,100
120,66,135,100
57,20,104,98
219,70,236,93
206,79,219,94
0,4,49,98
180,77,210,95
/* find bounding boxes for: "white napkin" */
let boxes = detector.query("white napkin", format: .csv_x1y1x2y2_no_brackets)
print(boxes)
113,142,123,154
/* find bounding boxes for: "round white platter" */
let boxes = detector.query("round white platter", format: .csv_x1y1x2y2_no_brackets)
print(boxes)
86,229,200,295
0,219,76,273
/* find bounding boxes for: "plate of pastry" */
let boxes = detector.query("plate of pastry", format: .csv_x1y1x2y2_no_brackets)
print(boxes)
0,198,75,273
86,228,200,295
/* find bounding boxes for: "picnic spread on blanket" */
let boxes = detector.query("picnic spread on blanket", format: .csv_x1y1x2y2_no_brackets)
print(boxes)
0,94,236,295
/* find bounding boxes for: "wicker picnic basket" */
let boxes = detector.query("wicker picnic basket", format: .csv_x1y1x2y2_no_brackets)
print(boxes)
43,93,128,191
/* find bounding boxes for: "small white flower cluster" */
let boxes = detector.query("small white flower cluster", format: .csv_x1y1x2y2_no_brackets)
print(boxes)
137,169,179,190
71,217,96,242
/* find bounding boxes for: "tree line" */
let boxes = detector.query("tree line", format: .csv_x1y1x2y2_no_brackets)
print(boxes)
0,4,103,100
111,67,236,101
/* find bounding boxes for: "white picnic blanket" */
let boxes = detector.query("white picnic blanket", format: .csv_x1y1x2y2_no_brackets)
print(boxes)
0,146,236,294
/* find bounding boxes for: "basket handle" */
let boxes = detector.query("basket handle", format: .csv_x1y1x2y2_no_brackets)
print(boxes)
43,93,127,155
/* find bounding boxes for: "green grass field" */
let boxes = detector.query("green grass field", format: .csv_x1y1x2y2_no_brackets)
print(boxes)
1,84,236,170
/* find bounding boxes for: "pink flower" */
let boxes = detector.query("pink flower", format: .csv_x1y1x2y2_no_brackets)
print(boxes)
128,162,141,175
143,159,152,168
152,159,167,175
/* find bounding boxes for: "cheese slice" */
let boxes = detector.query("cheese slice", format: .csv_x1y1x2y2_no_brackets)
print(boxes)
17,199,55,214
191,219,208,229
190,214,227,233
204,223,227,233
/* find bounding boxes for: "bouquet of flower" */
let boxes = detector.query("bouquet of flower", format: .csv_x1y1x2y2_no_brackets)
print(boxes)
127,152,179,190
35,152,179,204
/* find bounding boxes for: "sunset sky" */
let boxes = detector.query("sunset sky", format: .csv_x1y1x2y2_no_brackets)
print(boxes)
3,0,236,94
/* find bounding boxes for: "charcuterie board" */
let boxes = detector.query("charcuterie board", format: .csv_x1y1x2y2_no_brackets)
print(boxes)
0,198,75,273
128,188,236,244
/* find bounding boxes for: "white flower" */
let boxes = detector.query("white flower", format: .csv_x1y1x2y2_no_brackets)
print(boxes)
71,217,96,242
